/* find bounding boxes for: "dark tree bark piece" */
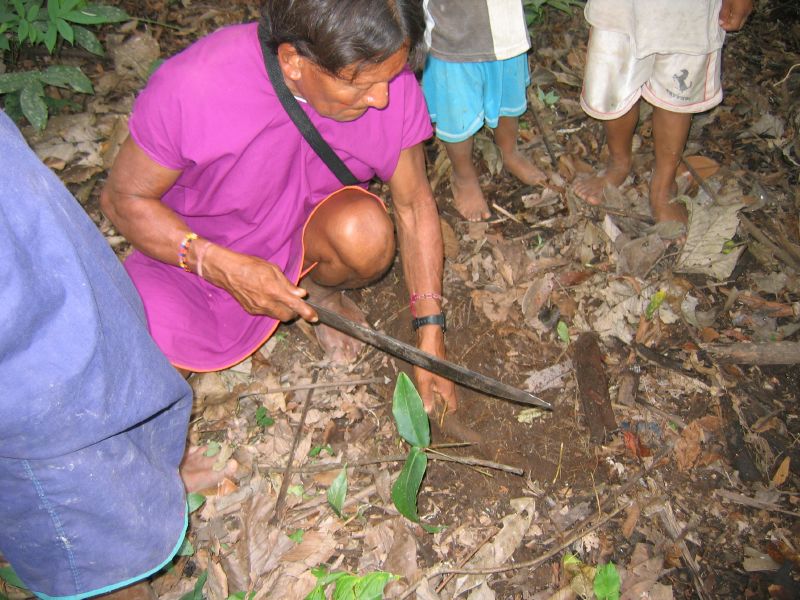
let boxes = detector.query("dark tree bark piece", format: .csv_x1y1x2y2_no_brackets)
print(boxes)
703,342,800,365
719,394,762,483
573,332,617,443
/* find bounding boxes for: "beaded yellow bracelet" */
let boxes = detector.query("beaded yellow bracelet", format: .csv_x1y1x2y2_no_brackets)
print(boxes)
178,232,198,272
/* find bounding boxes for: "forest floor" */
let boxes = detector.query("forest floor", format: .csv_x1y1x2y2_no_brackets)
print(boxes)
2,1,800,599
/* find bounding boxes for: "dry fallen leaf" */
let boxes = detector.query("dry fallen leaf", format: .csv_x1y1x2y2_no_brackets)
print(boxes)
771,456,791,487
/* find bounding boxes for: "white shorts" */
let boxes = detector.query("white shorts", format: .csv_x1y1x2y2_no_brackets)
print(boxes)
580,28,723,120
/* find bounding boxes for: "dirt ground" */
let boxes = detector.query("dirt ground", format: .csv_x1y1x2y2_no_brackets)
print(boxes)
2,1,800,599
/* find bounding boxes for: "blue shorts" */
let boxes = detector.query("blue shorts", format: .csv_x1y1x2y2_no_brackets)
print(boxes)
422,54,531,143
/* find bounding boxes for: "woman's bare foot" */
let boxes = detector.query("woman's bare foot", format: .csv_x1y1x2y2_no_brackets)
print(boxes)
303,279,367,363
572,159,632,206
501,148,547,187
450,171,490,222
180,446,239,494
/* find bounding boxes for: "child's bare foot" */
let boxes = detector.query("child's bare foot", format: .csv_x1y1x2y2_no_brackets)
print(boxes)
450,172,490,222
303,279,366,363
501,148,547,187
180,446,239,493
572,160,632,205
649,179,688,225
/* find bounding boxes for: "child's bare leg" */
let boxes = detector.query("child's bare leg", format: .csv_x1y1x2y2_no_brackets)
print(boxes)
573,100,640,205
445,137,490,222
650,106,691,224
494,116,547,186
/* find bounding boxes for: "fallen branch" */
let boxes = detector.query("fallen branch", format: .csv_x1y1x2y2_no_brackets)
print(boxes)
716,489,800,518
259,450,523,477
702,341,800,365
271,371,318,524
237,376,384,400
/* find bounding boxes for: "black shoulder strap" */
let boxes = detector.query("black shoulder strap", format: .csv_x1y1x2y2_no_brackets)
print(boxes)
258,20,359,186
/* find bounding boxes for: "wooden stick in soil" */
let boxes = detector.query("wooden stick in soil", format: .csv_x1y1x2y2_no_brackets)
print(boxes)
528,102,558,167
573,331,617,443
271,370,318,524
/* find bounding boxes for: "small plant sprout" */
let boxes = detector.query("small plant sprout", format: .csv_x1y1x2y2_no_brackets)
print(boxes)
556,320,570,344
390,373,443,533
326,465,348,518
645,289,667,321
304,566,397,600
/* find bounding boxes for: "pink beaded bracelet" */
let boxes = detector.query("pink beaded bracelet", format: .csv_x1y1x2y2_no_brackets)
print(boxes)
410,292,443,317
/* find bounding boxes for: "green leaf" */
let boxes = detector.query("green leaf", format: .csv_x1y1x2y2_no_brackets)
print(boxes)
287,484,304,497
255,405,275,427
55,17,73,43
47,0,59,22
390,446,427,523
26,3,39,22
63,4,129,24
303,587,327,600
309,444,334,458
179,570,208,600
593,562,621,600
288,529,304,543
187,492,206,513
20,80,48,130
177,537,195,557
352,571,396,600
43,21,57,52
17,18,28,42
392,373,430,448
40,65,93,93
311,567,349,587
0,71,37,94
556,320,570,344
204,441,221,457
0,566,27,589
645,290,666,321
72,24,103,54
327,465,348,518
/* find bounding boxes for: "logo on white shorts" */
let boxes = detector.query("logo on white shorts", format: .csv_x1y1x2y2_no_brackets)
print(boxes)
673,69,692,93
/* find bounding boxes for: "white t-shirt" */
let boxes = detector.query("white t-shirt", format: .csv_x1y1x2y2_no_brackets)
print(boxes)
585,0,726,58
424,0,531,62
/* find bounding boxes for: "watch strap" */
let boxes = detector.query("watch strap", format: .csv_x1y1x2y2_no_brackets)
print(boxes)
412,313,446,332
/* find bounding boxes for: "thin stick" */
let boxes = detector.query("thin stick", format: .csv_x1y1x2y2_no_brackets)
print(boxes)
259,450,523,476
773,62,800,87
529,103,558,167
271,371,318,524
398,504,628,600
435,526,499,594
237,376,383,400
491,202,524,225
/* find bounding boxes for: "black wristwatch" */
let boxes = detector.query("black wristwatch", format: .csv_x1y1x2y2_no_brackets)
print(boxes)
412,313,446,333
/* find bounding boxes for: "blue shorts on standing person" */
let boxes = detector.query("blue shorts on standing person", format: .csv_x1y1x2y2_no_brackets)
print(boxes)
422,53,531,143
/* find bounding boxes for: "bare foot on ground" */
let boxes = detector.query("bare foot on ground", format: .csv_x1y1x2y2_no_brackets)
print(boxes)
501,148,547,187
649,180,688,225
450,172,490,222
572,160,632,205
303,280,367,363
180,445,239,494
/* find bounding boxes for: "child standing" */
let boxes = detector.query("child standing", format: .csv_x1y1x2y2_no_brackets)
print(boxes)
573,0,753,224
422,0,546,222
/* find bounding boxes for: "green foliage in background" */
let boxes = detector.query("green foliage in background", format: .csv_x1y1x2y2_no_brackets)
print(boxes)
0,0,130,129
523,0,584,27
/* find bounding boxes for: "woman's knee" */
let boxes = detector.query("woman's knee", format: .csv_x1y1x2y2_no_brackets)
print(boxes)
307,188,395,278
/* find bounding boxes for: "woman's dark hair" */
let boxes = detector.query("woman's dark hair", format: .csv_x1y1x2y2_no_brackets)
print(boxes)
262,0,426,77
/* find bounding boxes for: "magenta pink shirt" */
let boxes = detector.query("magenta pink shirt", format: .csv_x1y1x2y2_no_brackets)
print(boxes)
126,23,433,371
